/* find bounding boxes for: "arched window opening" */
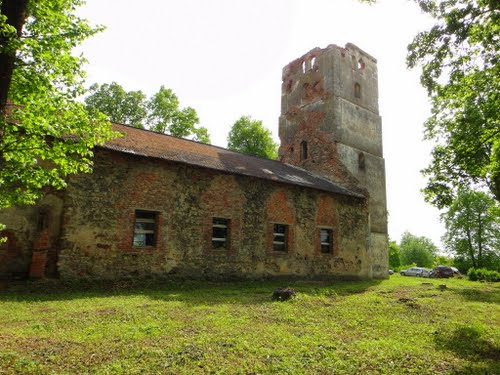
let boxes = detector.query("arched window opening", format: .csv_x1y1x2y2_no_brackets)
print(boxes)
302,60,306,73
300,141,308,160
311,56,317,70
357,58,365,70
354,82,361,99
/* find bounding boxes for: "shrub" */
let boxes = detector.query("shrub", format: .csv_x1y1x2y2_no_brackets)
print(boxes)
467,268,500,282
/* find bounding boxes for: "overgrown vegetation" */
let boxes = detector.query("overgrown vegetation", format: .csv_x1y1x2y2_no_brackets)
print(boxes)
0,276,498,374
467,267,500,282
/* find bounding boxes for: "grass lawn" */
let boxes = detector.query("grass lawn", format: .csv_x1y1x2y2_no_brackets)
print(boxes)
0,275,499,374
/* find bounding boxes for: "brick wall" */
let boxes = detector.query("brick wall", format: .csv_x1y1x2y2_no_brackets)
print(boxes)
57,149,371,280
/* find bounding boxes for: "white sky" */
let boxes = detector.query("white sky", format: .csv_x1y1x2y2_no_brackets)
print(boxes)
78,0,445,247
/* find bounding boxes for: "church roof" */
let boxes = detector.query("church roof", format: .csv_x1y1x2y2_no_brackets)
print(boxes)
101,123,363,198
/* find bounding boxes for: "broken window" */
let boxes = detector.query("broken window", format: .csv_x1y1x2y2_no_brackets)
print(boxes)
133,210,157,247
212,217,230,249
273,224,288,252
320,228,333,254
300,141,308,160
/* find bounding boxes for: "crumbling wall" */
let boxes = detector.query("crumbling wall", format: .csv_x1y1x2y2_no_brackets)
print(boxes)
56,149,370,280
278,43,388,278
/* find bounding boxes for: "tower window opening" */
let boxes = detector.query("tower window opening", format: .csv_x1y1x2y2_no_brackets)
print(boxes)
357,58,365,70
358,152,366,170
310,56,316,69
300,141,308,160
354,82,361,99
302,60,306,73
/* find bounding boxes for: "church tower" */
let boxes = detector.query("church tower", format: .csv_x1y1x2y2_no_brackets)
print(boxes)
278,43,388,277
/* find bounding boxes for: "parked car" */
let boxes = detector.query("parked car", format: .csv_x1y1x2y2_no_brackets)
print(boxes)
400,267,426,276
388,269,394,275
431,266,455,278
419,268,433,278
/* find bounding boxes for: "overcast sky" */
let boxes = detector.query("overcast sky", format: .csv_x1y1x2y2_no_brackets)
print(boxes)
78,0,445,247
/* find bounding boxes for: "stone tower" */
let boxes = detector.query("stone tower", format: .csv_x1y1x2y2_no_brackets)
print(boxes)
278,43,388,278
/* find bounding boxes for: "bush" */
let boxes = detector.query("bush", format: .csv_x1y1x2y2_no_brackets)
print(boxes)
467,268,500,282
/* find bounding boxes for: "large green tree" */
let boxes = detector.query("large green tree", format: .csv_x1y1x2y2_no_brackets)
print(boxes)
406,0,500,208
0,0,115,210
85,82,147,128
227,116,278,159
441,188,500,270
399,231,437,268
85,83,210,143
388,240,401,269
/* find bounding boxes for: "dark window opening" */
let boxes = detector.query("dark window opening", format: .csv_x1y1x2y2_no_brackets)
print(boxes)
37,210,49,232
320,228,333,254
133,210,157,247
212,217,230,249
273,224,288,252
358,152,366,170
300,141,308,160
354,83,361,99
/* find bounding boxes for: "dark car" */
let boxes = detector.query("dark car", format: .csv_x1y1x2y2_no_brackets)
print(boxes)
431,266,454,278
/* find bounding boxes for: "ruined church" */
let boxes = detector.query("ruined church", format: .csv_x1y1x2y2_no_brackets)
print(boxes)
0,43,388,280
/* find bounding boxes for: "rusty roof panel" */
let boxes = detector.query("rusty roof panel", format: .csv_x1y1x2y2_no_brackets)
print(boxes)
101,123,363,198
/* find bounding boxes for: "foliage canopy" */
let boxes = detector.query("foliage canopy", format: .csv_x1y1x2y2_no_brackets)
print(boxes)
0,0,115,209
442,188,500,270
399,231,437,268
406,0,500,207
227,116,278,159
85,82,210,143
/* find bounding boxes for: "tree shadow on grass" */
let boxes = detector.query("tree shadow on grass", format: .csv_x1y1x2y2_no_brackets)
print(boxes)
434,325,500,375
0,277,383,306
454,286,500,304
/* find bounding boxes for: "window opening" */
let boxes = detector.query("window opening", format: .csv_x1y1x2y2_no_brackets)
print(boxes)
273,224,288,252
311,56,316,69
354,82,361,99
300,141,308,160
320,228,333,254
133,210,157,247
358,152,366,170
37,210,49,232
212,217,230,249
302,60,306,73
357,58,365,70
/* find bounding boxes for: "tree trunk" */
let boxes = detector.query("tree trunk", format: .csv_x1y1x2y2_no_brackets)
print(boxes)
465,226,476,268
477,212,483,268
0,0,29,114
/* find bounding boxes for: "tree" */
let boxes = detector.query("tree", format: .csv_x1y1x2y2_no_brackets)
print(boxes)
0,0,115,210
441,188,500,270
405,0,500,208
85,83,210,143
388,240,401,269
85,82,147,128
399,232,437,268
227,116,278,159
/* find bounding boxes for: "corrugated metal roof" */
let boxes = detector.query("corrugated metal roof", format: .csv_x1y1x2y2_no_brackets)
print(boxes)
101,123,364,198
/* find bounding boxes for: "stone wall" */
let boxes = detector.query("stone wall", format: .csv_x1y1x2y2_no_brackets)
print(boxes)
0,194,63,279
278,43,388,277
56,149,371,280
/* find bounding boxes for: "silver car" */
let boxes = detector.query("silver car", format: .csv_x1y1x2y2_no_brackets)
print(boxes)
400,267,426,276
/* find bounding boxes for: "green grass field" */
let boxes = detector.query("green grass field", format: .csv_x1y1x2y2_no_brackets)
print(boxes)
0,275,499,374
